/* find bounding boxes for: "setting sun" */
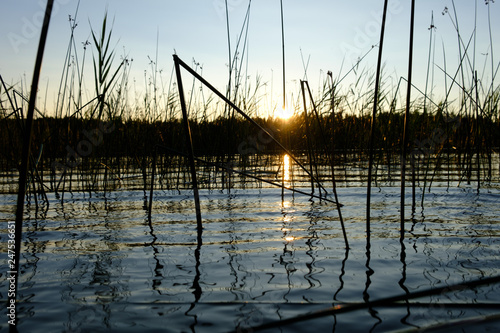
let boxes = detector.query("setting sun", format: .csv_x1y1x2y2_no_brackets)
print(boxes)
277,105,293,119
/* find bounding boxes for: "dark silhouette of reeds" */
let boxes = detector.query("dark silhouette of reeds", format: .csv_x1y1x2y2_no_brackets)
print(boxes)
400,0,416,240
301,79,349,248
366,0,389,235
1,108,498,196
0,2,498,243
242,274,500,332
12,0,54,330
174,54,203,241
1,4,499,333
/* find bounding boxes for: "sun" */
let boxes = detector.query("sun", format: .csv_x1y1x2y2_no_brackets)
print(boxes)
277,105,293,119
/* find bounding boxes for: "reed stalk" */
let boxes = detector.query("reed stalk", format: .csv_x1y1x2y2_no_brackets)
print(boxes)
366,0,389,234
148,146,157,220
244,274,500,332
0,3,498,205
91,12,124,120
424,11,435,115
12,1,54,330
400,0,416,239
327,73,349,248
174,54,203,242
300,80,315,194
475,70,480,190
280,0,286,111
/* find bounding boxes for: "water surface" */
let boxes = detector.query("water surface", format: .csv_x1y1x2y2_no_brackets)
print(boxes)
1,185,500,332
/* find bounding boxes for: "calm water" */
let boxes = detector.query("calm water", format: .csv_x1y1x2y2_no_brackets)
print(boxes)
1,185,500,332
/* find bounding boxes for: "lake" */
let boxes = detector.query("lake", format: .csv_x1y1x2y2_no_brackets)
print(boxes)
1,154,500,332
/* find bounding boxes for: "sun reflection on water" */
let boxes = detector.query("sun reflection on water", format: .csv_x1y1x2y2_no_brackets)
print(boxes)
283,154,290,182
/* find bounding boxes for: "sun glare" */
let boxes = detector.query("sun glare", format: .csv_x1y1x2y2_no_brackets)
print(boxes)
277,105,293,119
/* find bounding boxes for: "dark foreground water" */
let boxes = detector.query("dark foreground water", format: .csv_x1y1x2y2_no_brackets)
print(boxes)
1,185,500,332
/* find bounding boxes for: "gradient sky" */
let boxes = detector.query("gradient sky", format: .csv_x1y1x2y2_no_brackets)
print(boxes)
1,0,498,117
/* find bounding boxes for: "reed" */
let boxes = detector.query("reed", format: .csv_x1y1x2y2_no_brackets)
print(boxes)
366,0,389,234
1,7,500,332
0,4,498,208
11,1,54,329
400,0,416,240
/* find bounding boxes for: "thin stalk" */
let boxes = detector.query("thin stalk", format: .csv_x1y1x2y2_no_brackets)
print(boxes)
300,81,315,194
229,0,252,105
366,0,389,234
475,70,480,190
280,0,286,110
174,54,203,243
245,274,500,332
451,1,467,110
487,1,494,98
442,41,451,190
327,73,349,248
224,0,232,101
424,11,435,114
55,2,80,118
173,56,329,195
401,0,416,240
148,146,157,220
222,0,233,193
12,0,54,330
485,2,496,181
157,144,343,206
281,153,285,204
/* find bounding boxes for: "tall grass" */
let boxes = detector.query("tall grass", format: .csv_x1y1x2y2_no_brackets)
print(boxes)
11,0,54,328
400,0,416,239
366,0,389,233
0,5,498,206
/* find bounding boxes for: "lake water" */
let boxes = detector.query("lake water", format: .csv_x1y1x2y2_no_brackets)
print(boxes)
1,181,500,332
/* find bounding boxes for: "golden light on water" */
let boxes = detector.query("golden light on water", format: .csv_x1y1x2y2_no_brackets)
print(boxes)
280,154,293,242
283,154,290,181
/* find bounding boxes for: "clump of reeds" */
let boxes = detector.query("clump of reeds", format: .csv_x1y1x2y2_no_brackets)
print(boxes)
0,3,498,201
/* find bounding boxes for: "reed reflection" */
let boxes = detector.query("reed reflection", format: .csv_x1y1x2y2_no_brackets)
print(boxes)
363,238,382,331
304,202,325,295
15,204,44,330
146,215,164,293
399,240,418,329
185,241,202,332
333,248,349,301
57,197,130,332
279,200,296,307
332,248,349,333
221,194,254,302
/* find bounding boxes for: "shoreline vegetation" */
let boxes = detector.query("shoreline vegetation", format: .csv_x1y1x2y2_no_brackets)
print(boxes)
1,4,499,198
2,3,500,330
0,112,498,193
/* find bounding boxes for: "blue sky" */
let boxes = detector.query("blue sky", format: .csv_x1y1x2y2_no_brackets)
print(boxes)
1,1,498,117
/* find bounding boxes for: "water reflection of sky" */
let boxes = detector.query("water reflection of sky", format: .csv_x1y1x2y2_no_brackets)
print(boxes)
1,187,500,331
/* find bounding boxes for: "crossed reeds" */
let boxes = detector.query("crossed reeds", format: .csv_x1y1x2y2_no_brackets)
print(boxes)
2,2,499,331
0,0,498,242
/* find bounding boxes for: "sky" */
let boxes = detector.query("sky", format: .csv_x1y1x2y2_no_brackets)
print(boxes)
1,0,499,118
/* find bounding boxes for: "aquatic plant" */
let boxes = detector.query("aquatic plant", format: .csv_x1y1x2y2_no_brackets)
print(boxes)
0,2,498,212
